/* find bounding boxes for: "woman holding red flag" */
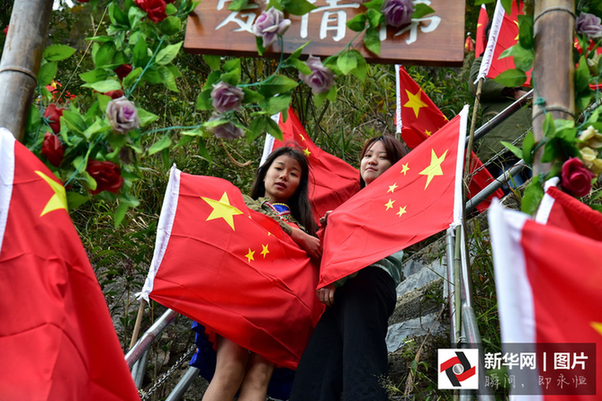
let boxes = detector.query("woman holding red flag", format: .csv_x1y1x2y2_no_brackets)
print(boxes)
290,135,406,401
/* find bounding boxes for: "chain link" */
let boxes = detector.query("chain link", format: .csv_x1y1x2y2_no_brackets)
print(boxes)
139,344,197,400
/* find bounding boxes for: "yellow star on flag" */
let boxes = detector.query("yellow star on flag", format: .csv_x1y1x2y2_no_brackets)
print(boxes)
385,199,395,210
397,205,407,217
261,244,270,258
201,192,243,230
303,148,311,157
388,183,398,193
36,171,68,216
404,89,429,118
425,130,432,136
400,163,410,175
419,149,448,190
245,248,255,263
300,134,306,141
591,322,602,336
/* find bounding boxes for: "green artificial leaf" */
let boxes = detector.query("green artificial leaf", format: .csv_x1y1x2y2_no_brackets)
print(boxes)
266,94,291,115
123,67,143,89
109,2,129,26
517,15,534,49
38,62,58,87
180,128,206,137
26,104,42,134
82,79,122,92
521,175,544,215
493,68,527,87
137,107,160,127
203,71,222,90
289,58,312,75
347,14,367,32
575,56,591,93
142,67,163,84
412,4,435,19
112,51,127,66
576,95,593,113
197,137,212,162
228,0,249,11
364,27,381,55
546,161,563,180
363,0,384,11
247,116,268,143
114,202,128,228
43,44,77,61
500,44,533,72
79,68,109,84
540,138,559,163
268,0,283,10
203,55,221,71
285,41,310,62
160,16,182,36
62,110,87,134
223,58,242,73
501,140,523,160
255,36,267,56
260,75,298,97
128,5,147,31
67,191,91,210
474,0,496,4
158,65,179,92
132,38,149,68
175,134,195,148
196,89,213,110
501,0,512,15
86,35,113,43
82,117,111,140
281,0,316,15
590,204,602,213
587,106,601,123
366,9,382,28
349,52,367,82
165,2,177,14
264,116,283,140
155,42,183,66
553,118,575,132
242,88,265,104
147,135,172,155
94,41,117,68
326,84,337,102
522,131,535,165
220,70,241,86
542,112,555,137
338,50,358,75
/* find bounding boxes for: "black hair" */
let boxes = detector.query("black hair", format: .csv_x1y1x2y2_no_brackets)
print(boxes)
250,145,318,236
359,135,407,188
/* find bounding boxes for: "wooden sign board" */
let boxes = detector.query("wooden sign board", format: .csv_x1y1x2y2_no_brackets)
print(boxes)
184,0,465,66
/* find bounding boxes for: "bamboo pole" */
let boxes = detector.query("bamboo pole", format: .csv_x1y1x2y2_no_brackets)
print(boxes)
531,0,576,176
0,0,54,141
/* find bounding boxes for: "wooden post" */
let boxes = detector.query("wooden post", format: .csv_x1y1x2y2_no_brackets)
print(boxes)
0,0,54,141
531,0,575,176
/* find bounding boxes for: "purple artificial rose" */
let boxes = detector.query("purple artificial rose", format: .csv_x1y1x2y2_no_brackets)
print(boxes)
382,0,415,28
211,81,245,113
208,114,245,140
106,96,140,134
252,7,291,47
576,12,602,39
299,56,335,95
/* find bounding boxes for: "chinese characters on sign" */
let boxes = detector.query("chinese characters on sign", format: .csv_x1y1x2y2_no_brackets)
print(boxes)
184,0,465,66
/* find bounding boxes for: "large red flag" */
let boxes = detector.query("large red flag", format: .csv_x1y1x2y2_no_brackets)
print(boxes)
475,4,489,57
489,200,601,399
263,109,360,221
140,167,324,369
0,128,139,400
395,65,504,211
318,106,469,287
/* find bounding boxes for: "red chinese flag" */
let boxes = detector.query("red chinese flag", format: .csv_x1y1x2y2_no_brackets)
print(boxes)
0,128,139,400
264,109,360,221
318,107,469,287
489,201,601,398
140,167,324,369
395,65,504,211
475,4,489,56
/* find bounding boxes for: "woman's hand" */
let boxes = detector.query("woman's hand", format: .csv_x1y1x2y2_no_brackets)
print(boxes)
319,210,332,227
317,284,336,307
290,227,322,260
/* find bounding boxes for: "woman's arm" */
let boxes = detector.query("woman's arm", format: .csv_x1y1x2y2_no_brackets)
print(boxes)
289,226,322,260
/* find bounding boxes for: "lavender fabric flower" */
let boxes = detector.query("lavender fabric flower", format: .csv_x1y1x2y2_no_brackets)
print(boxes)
382,0,415,28
299,56,334,95
211,81,245,113
576,12,602,39
252,7,291,47
106,96,140,134
208,115,245,140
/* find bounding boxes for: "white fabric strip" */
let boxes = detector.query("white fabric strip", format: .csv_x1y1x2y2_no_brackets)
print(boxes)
534,177,560,224
260,112,280,166
0,128,15,254
475,0,505,83
395,64,403,135
450,105,469,229
139,165,181,301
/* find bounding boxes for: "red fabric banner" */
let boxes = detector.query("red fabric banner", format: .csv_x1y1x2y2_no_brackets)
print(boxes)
475,4,489,57
142,169,324,369
318,109,467,287
0,128,139,401
396,65,504,211
270,109,360,221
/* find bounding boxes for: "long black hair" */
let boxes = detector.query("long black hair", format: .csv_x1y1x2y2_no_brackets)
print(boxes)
250,145,318,236
359,135,407,188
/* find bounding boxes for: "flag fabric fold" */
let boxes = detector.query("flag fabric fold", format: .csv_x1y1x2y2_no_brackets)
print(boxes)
318,106,469,288
140,167,324,369
0,128,139,401
489,197,602,399
475,4,489,57
395,65,504,211
263,109,360,221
